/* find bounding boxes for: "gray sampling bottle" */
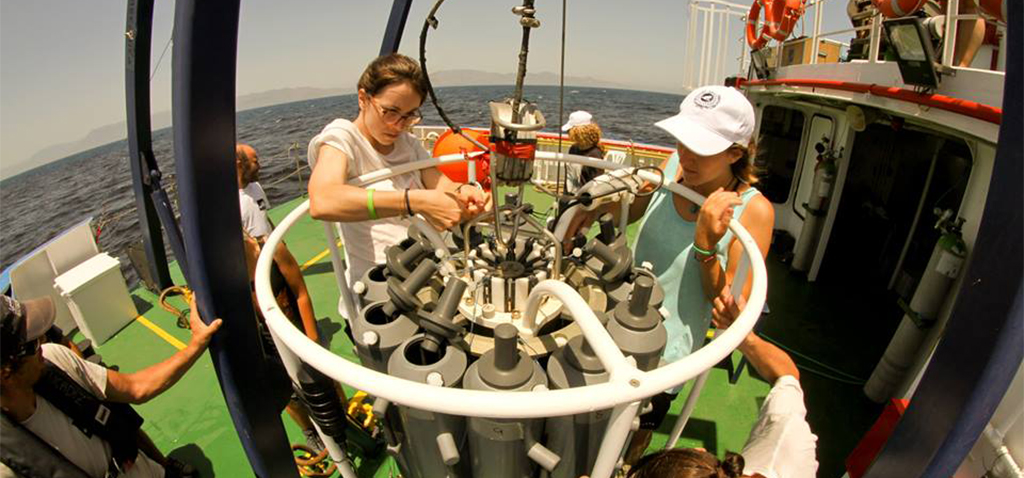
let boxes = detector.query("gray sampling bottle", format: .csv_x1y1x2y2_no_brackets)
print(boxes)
464,323,554,478
387,333,470,478
351,300,418,373
606,274,666,372
545,333,612,478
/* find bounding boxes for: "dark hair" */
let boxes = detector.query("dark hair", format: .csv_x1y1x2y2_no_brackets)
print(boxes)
357,53,428,102
628,449,745,478
730,140,759,185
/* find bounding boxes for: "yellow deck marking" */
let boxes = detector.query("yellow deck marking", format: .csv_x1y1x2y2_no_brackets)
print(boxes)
136,315,187,351
301,248,331,270
136,240,338,348
300,240,341,271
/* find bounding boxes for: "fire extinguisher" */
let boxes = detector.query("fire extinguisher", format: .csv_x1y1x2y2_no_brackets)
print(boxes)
805,138,839,216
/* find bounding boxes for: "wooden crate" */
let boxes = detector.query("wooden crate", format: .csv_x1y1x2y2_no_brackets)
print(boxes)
780,37,843,66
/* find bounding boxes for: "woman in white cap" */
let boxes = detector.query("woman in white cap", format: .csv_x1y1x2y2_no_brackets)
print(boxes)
569,86,774,462
562,111,605,189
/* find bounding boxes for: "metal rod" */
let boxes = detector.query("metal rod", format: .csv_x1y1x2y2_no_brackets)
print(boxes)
666,368,712,448
888,140,944,291
590,400,642,478
811,0,823,64
942,0,960,67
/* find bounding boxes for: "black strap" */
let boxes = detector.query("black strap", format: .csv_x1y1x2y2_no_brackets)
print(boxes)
34,360,143,472
0,411,93,478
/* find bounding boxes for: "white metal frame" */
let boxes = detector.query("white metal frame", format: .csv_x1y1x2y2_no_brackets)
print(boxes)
683,0,751,90
256,152,768,478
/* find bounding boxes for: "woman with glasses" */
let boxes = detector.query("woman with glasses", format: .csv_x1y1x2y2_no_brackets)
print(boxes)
308,53,489,290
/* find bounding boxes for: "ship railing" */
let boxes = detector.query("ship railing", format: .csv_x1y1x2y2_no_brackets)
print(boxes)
254,152,768,478
682,0,752,91
792,0,1007,71
685,0,1008,89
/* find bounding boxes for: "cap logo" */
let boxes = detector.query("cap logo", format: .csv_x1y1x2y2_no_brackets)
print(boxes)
693,91,720,110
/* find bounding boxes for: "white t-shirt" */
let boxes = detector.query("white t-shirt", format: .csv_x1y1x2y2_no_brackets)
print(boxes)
239,181,273,238
741,375,819,478
10,344,165,478
308,119,429,287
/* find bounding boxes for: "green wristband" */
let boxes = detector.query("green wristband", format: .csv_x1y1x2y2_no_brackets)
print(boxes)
366,189,378,220
691,242,715,257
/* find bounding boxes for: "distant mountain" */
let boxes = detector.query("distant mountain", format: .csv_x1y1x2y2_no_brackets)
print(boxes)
19,70,641,174
429,70,627,89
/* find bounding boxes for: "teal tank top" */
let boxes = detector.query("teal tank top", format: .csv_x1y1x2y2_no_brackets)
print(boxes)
634,153,761,364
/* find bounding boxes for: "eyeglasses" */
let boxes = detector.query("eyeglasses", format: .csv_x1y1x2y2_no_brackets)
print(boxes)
14,337,41,359
369,97,422,126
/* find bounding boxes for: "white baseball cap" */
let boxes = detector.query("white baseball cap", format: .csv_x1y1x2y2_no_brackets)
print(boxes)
561,110,593,131
655,86,755,156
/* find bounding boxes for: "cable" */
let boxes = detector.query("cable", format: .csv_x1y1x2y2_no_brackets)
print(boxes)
557,0,568,204
418,0,459,134
150,32,173,81
758,332,868,382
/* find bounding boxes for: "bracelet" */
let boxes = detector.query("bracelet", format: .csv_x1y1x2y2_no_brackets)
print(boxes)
692,242,716,257
404,188,414,217
366,189,378,220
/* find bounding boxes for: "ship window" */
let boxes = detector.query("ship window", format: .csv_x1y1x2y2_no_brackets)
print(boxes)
754,106,806,204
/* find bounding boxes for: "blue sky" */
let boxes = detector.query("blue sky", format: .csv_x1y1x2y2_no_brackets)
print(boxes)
0,0,850,176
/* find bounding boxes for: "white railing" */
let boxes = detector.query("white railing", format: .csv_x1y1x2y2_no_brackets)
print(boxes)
683,0,751,90
691,0,1008,80
799,0,1007,70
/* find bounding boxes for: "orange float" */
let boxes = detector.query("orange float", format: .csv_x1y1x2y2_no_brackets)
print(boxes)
746,0,772,49
432,129,493,189
871,0,928,18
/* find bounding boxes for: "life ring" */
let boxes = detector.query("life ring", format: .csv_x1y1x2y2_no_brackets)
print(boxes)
765,0,807,42
746,0,772,49
871,0,928,18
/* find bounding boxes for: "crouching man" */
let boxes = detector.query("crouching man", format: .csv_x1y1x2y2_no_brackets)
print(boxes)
0,295,221,477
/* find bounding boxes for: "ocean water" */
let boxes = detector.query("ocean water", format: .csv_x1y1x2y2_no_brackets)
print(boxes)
0,85,683,287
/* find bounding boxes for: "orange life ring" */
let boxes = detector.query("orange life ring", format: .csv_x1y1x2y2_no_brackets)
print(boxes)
765,0,807,42
871,0,927,18
746,0,771,49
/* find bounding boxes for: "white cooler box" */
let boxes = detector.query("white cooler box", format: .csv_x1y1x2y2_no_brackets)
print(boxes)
53,253,138,345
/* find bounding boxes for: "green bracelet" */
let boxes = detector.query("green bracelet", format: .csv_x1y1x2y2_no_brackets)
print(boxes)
366,189,378,220
691,242,716,257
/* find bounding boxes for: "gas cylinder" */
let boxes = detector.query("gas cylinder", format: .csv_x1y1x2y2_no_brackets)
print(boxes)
865,211,968,402
793,139,840,272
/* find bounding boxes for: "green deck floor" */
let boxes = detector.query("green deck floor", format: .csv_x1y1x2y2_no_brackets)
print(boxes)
85,192,853,477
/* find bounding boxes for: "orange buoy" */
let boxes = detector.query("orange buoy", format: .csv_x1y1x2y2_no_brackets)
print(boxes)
978,0,1005,22
871,0,928,18
432,129,492,189
746,0,772,49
